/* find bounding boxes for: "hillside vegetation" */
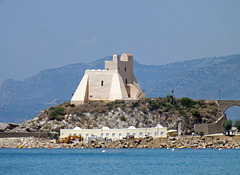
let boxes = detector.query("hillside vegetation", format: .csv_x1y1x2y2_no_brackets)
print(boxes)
7,96,222,135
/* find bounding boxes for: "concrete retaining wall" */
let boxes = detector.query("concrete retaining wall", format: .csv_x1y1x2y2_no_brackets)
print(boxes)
0,132,49,138
194,115,226,135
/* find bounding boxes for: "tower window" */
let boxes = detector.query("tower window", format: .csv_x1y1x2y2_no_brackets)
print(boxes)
125,67,126,71
101,81,104,86
125,79,127,84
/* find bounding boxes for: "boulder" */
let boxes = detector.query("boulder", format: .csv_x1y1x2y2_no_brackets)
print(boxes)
0,123,8,131
169,137,176,141
129,143,134,148
7,123,19,130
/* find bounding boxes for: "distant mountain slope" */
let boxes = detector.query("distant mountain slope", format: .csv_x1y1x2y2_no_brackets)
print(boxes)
0,56,111,106
148,55,240,99
0,54,240,123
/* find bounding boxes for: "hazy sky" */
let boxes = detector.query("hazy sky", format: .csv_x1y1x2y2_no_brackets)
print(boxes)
1,0,240,85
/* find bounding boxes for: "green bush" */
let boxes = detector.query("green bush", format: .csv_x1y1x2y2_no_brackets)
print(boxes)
120,115,126,121
223,120,232,135
49,107,65,120
147,98,160,110
70,104,75,108
192,110,202,123
114,100,125,105
106,100,125,111
164,95,177,105
106,102,114,110
179,110,187,118
180,97,197,109
192,110,200,117
49,106,57,110
199,131,204,137
132,101,140,108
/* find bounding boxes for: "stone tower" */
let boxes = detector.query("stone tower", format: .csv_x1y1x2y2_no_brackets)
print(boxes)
71,53,145,105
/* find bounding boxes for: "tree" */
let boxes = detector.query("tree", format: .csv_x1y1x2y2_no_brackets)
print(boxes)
234,120,240,131
49,107,65,120
180,97,197,109
199,131,204,137
223,120,232,135
192,110,202,123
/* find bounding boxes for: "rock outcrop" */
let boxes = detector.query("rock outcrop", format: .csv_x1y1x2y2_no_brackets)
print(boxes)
2,97,222,134
0,123,8,132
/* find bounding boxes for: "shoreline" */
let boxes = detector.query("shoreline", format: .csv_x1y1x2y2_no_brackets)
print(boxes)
1,135,240,149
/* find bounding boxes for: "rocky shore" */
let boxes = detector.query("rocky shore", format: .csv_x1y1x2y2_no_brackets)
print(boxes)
1,135,240,149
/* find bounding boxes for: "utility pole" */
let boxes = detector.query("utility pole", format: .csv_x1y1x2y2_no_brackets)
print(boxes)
219,89,221,100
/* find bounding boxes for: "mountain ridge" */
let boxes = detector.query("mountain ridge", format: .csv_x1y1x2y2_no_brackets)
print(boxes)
0,54,240,123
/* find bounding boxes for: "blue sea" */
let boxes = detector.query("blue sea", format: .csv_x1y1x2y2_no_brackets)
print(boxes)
0,148,239,175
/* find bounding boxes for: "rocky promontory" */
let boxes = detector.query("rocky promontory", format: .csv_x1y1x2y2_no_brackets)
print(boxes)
1,96,222,135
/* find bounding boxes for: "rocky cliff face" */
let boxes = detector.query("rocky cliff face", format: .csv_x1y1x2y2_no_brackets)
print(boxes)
4,97,222,134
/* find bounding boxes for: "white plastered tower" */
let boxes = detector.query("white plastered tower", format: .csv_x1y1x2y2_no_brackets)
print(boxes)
71,53,145,105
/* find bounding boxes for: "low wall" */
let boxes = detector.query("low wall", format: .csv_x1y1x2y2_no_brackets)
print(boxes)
0,132,49,138
194,124,209,134
194,115,226,135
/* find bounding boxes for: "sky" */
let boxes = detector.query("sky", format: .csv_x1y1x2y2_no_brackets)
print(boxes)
1,0,240,85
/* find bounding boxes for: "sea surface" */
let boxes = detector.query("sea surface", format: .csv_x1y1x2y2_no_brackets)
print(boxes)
0,148,239,175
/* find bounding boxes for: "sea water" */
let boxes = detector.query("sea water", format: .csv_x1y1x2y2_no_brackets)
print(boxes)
0,148,239,175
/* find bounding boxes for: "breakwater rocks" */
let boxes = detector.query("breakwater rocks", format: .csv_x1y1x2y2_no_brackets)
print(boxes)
1,135,240,149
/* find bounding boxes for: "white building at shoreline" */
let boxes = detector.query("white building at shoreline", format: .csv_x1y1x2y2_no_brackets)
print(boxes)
60,124,167,141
